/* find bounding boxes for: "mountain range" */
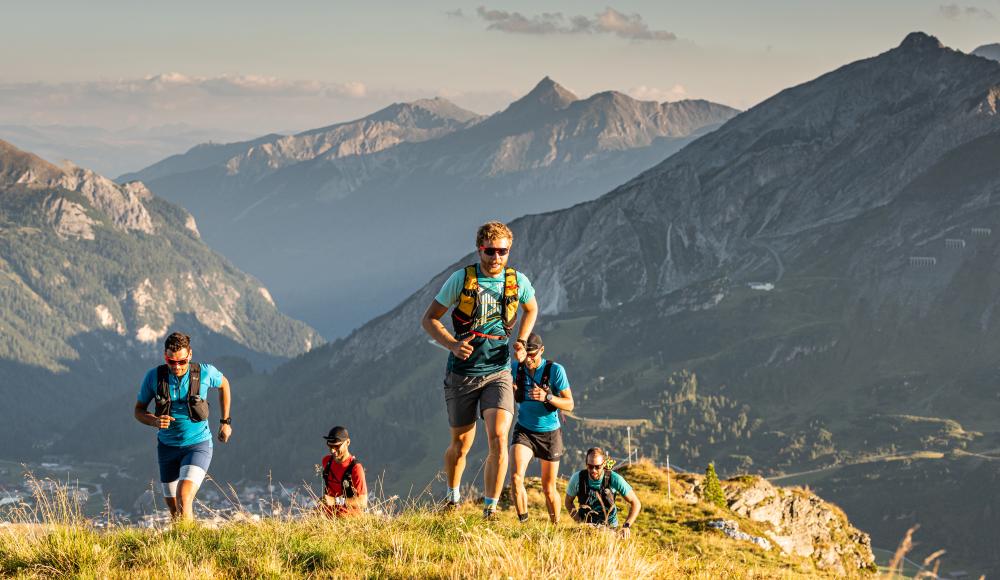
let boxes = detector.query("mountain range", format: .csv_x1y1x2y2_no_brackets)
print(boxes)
0,140,320,451
122,80,738,337
166,33,1000,575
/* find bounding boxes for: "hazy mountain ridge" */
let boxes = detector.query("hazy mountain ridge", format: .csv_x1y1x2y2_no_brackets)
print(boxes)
127,79,738,336
194,33,1000,574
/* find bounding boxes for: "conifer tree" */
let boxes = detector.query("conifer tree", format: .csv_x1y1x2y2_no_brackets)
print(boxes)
703,463,727,509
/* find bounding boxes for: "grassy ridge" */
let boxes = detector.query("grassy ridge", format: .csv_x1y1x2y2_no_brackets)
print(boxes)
0,463,861,579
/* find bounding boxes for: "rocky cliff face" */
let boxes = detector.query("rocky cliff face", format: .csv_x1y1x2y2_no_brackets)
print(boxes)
680,473,875,574
127,80,738,337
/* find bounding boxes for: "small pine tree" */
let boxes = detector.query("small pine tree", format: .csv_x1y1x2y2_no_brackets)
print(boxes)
703,463,727,509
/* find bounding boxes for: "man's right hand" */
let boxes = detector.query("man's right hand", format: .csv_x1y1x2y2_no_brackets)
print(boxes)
449,336,474,360
155,415,175,429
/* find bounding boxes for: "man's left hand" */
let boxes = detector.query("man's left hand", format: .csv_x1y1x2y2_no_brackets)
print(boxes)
219,424,232,443
619,526,632,540
513,340,527,362
526,388,547,402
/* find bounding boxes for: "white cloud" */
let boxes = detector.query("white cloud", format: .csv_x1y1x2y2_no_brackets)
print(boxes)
475,5,676,41
628,84,688,102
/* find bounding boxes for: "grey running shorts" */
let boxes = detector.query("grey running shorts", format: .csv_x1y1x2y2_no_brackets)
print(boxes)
511,423,564,462
443,369,514,427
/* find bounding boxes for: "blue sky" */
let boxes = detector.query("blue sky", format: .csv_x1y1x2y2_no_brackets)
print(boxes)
2,1,998,134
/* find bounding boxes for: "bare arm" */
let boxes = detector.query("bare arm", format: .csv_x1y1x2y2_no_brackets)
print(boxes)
564,493,577,518
623,489,642,528
512,296,539,362
218,376,232,442
134,400,173,429
346,493,368,511
421,300,473,359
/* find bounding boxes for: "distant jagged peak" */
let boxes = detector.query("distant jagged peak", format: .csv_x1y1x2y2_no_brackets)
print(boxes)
517,76,579,110
972,43,1000,62
898,31,945,52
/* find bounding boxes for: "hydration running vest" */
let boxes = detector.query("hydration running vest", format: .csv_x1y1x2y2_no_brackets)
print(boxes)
515,360,558,412
451,265,519,340
323,458,359,498
154,363,209,422
576,469,618,524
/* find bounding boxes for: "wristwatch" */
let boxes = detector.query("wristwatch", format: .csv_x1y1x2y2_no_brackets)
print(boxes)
219,418,232,425
544,393,554,403
516,338,527,346
623,523,631,529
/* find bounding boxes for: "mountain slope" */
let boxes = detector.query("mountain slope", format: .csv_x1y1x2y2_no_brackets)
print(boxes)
0,140,321,450
185,33,1000,575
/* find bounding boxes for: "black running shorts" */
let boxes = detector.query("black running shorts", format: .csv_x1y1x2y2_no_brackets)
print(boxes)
511,423,564,462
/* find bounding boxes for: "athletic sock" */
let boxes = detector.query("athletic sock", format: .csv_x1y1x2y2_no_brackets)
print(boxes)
447,487,460,503
483,497,498,510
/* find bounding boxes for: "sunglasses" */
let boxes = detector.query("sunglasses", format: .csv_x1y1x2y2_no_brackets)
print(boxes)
587,463,605,470
479,246,510,256
164,358,189,367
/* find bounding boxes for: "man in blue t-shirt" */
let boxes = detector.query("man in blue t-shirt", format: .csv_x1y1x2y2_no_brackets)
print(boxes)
509,332,574,524
133,331,232,521
421,221,539,518
565,447,642,538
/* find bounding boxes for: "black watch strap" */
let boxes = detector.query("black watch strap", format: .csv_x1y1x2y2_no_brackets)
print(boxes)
219,418,232,425
623,523,631,529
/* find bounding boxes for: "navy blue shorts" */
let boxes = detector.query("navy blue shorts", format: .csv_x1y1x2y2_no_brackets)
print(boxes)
157,440,213,496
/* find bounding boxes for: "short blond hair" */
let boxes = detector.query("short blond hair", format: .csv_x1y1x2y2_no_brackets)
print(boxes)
476,221,513,248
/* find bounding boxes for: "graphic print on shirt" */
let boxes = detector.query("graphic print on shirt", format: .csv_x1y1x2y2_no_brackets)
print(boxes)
474,283,503,332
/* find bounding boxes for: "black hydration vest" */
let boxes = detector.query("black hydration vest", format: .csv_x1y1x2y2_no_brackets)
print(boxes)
576,469,618,524
154,362,209,422
515,360,558,412
323,458,359,498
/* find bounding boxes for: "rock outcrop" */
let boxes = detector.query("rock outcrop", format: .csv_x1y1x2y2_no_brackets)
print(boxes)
681,473,875,575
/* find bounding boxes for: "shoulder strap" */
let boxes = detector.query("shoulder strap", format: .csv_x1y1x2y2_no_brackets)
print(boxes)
156,365,170,399
188,362,201,400
540,361,553,387
602,469,613,493
502,268,519,334
576,470,589,507
457,264,479,317
341,459,357,483
322,456,333,488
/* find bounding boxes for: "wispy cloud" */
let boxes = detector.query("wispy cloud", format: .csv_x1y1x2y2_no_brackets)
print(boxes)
475,6,676,41
628,84,688,102
0,74,373,135
938,3,995,20
445,8,464,18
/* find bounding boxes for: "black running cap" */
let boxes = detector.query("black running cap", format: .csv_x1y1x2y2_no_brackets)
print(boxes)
526,333,543,351
324,426,349,443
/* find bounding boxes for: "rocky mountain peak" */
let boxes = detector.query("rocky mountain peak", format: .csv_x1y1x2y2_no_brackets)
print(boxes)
504,76,578,116
972,43,1000,62
0,140,154,234
897,31,945,52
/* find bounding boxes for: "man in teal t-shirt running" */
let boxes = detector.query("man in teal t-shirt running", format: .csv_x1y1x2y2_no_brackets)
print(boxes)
134,332,232,521
421,221,539,518
509,332,574,524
